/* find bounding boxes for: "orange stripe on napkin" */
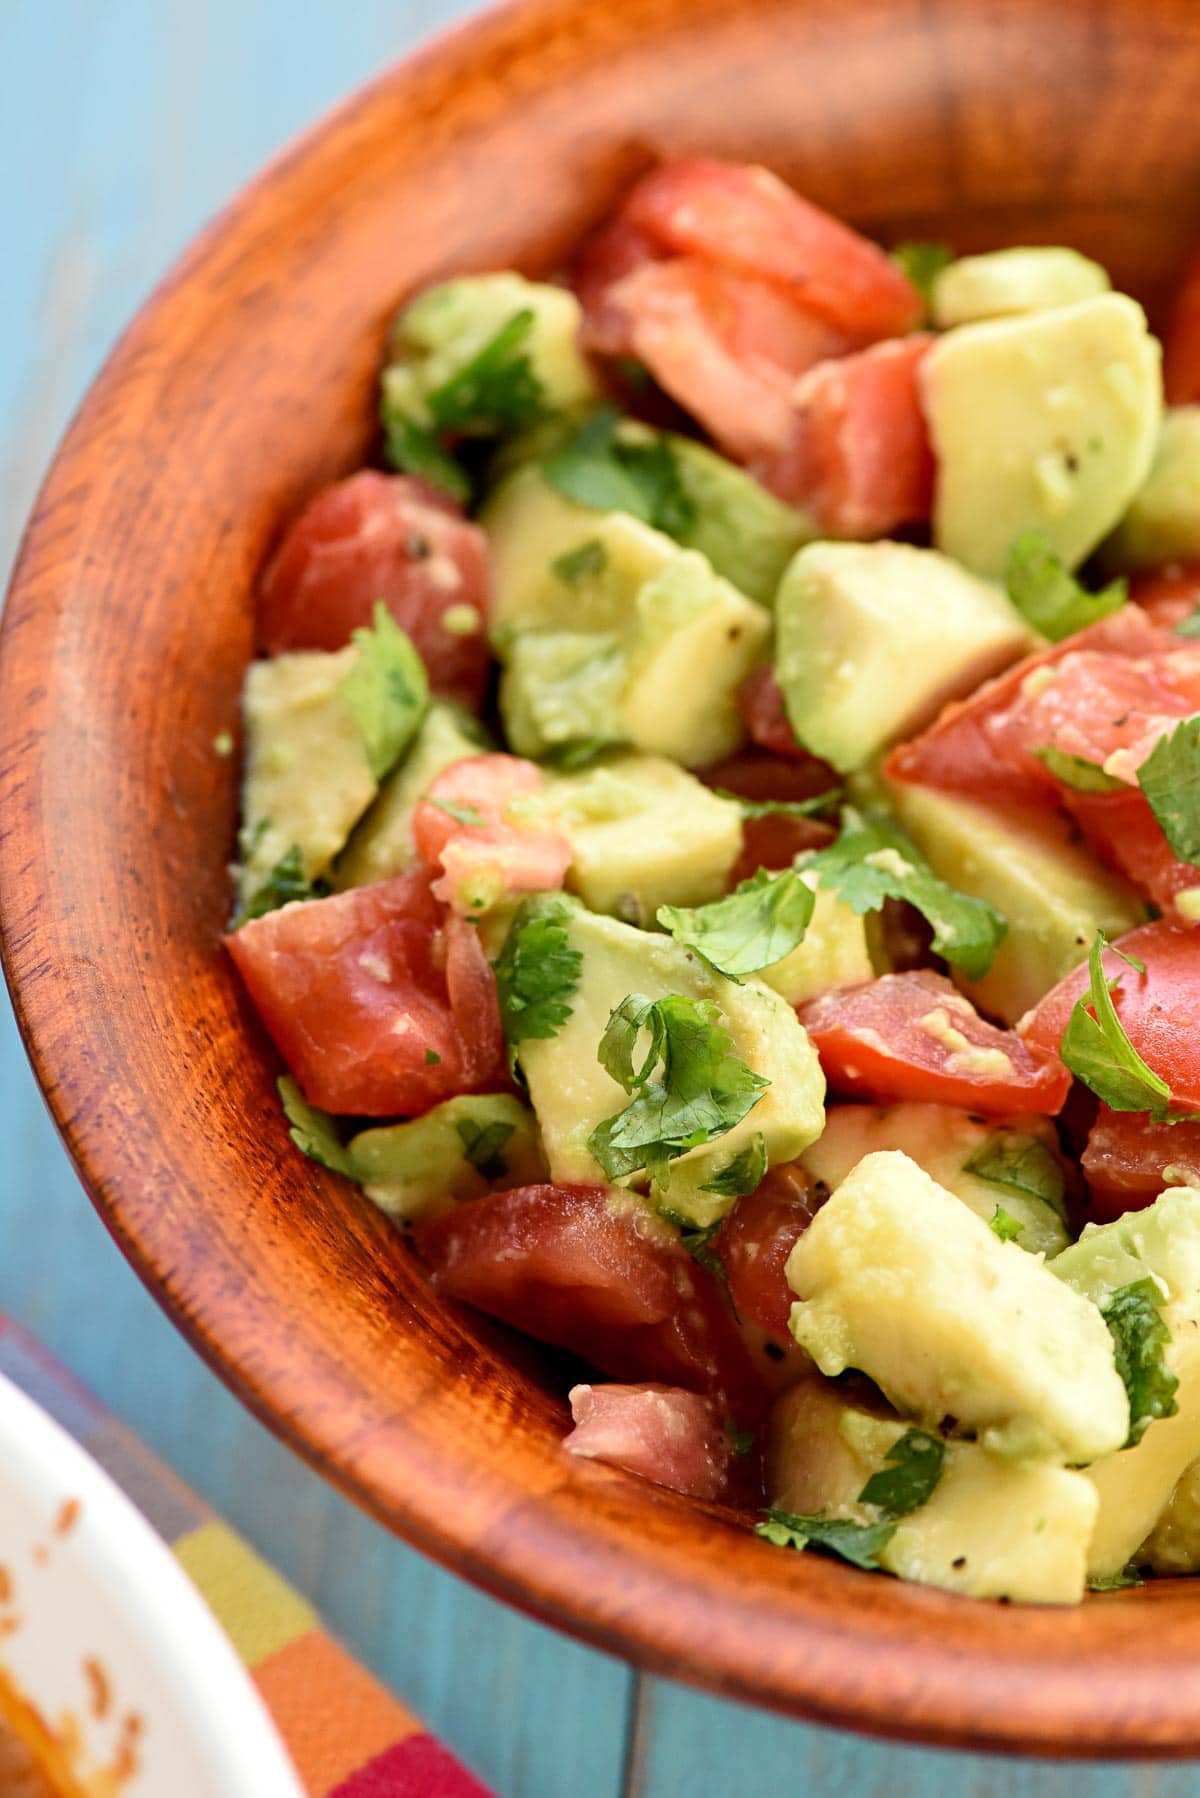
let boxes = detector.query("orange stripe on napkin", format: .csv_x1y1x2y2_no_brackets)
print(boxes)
254,1630,422,1797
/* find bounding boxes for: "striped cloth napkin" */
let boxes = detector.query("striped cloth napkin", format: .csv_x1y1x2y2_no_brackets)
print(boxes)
0,1317,495,1797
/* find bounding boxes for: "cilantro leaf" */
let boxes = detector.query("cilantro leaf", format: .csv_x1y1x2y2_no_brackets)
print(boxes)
1033,745,1123,793
989,1205,1024,1242
429,797,485,827
425,309,544,438
724,1420,756,1458
341,602,429,780
1060,932,1171,1118
1102,1277,1179,1447
699,1133,768,1199
589,994,769,1189
1005,531,1127,642
658,1211,730,1290
963,1132,1065,1215
277,1076,355,1177
493,898,583,1053
1088,1564,1145,1592
858,1428,945,1517
756,1509,896,1570
1137,715,1200,864
455,1117,515,1181
657,868,815,981
544,407,696,538
381,412,470,502
552,538,608,585
802,813,1006,979
891,240,953,308
714,788,843,823
230,845,325,929
1175,607,1200,640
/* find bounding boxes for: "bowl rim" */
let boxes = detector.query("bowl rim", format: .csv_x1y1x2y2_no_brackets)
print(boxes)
7,0,1200,1760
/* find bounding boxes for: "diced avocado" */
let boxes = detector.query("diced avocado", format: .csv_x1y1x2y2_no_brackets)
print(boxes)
886,783,1147,1024
767,1374,1096,1603
347,1094,546,1225
1051,1186,1200,1579
931,248,1111,330
499,632,630,761
667,436,817,604
774,541,1035,773
383,273,599,431
517,904,825,1226
800,1102,1070,1257
543,754,742,924
334,703,488,890
1100,406,1200,573
1139,1456,1200,1574
921,294,1163,576
786,1150,1128,1462
756,875,876,1008
239,648,376,905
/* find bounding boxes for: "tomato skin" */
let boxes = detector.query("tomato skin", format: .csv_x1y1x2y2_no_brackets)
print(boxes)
225,870,507,1116
413,753,572,914
798,970,1071,1115
718,1165,821,1340
413,1183,763,1416
573,216,662,356
1061,785,1200,922
622,158,923,340
1019,920,1200,1115
736,667,807,761
1082,1105,1200,1221
1131,565,1200,632
1165,252,1200,405
564,1382,732,1500
757,336,935,539
257,470,491,708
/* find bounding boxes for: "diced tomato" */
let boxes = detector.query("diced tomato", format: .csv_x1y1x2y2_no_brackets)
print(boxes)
798,970,1070,1115
226,870,507,1116
730,815,834,887
257,470,491,708
698,726,838,883
413,1183,763,1417
736,667,807,761
572,216,663,356
621,158,924,340
757,336,935,538
1132,564,1200,632
564,1382,731,1499
1165,251,1200,405
1020,921,1200,1115
1061,785,1199,922
697,748,838,807
1082,1106,1200,1221
412,754,572,914
718,1165,821,1341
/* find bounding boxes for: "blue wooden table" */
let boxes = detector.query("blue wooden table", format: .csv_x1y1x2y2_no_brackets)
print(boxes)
2,5,1198,1793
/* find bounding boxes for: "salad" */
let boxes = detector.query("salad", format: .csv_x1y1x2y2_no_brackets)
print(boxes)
224,156,1200,1605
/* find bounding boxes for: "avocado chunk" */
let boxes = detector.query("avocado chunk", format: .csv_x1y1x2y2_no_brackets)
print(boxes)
885,783,1147,1023
786,1150,1128,1462
755,876,877,1007
767,1373,1097,1603
543,754,742,924
239,648,378,907
1139,1455,1200,1574
931,247,1111,330
1051,1186,1200,1579
1100,406,1200,573
383,273,599,433
774,540,1035,772
483,466,769,766
800,1102,1070,1256
348,1094,547,1225
334,703,489,890
921,294,1162,576
667,436,817,604
516,904,825,1225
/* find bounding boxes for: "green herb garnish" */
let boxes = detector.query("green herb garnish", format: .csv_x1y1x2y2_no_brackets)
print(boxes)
1060,933,1171,1118
544,407,696,538
964,1133,1065,1215
277,1076,354,1177
757,1428,945,1570
713,788,844,822
551,538,608,585
230,845,324,929
658,868,815,981
698,1133,768,1200
341,602,429,781
492,898,583,1054
1005,531,1126,642
1137,716,1200,864
989,1205,1024,1242
891,240,953,309
857,1429,945,1517
1102,1277,1179,1447
455,1117,515,1182
1034,745,1123,793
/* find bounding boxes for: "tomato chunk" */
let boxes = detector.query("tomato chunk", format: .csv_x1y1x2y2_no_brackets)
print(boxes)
1020,921,1200,1115
622,158,923,340
718,1165,821,1340
226,870,506,1116
413,1183,762,1415
1132,565,1200,632
258,470,491,708
736,667,807,761
1082,1106,1200,1222
757,336,935,539
1061,785,1200,922
1165,251,1200,405
798,971,1070,1115
572,216,663,356
413,753,572,914
564,1382,731,1500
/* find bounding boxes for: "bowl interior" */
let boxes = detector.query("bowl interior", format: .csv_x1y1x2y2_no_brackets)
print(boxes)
5,0,1200,1758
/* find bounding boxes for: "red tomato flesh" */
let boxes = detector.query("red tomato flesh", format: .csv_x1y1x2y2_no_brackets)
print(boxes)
798,971,1070,1115
564,1382,731,1500
1165,252,1200,405
1061,785,1200,923
736,667,809,761
413,753,572,914
718,1165,821,1341
1132,565,1200,632
1082,1105,1200,1221
226,870,506,1116
257,470,491,708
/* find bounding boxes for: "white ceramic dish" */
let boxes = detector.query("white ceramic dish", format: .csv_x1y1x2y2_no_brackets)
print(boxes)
0,1370,303,1796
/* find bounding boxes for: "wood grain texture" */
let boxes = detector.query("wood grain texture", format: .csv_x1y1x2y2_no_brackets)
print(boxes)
6,0,1200,1766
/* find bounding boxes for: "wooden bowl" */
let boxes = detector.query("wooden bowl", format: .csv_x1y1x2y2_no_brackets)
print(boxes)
5,0,1200,1757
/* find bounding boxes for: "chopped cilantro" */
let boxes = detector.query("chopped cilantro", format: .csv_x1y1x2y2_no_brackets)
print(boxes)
1004,531,1126,642
230,845,324,929
658,868,815,981
802,811,1006,979
1033,745,1123,793
424,1049,442,1066
543,407,696,538
277,1076,354,1178
964,1132,1065,1215
538,738,613,772
1102,1277,1179,1447
1060,932,1171,1117
341,602,429,780
757,1426,945,1570
381,412,471,503
493,898,583,1054
891,240,953,309
213,729,234,757
658,1211,729,1289
589,994,769,1190
551,538,608,585
1088,1564,1145,1592
724,1420,756,1458
699,1133,768,1199
989,1205,1024,1242
858,1429,945,1517
1137,715,1200,864
756,1509,896,1570
1175,607,1200,640
714,788,844,823
429,797,485,827
455,1116,515,1182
